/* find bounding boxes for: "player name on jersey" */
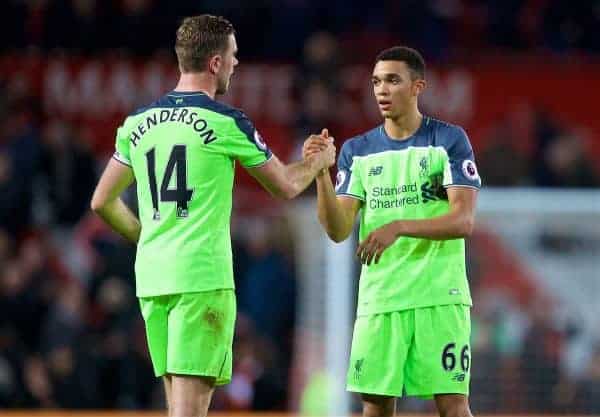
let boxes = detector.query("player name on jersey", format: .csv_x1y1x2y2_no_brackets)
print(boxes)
129,108,218,147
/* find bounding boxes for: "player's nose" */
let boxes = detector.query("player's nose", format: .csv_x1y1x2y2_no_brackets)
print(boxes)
375,85,389,95
376,89,389,97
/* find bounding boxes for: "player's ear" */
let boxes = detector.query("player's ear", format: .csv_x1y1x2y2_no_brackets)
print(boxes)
208,54,222,75
412,78,426,97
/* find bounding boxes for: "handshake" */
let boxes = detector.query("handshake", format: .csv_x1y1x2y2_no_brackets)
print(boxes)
302,128,337,172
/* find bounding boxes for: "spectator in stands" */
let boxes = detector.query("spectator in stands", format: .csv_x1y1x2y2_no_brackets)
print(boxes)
44,342,97,408
520,301,565,412
0,96,42,238
295,80,339,147
109,0,162,55
1,243,50,353
0,319,28,407
221,315,288,411
542,0,600,53
300,32,342,89
386,0,452,60
530,109,598,187
90,276,153,408
22,355,54,408
43,0,108,53
535,133,599,187
478,120,529,186
42,283,85,354
236,217,296,409
238,217,296,348
293,32,344,165
41,120,97,227
0,151,20,235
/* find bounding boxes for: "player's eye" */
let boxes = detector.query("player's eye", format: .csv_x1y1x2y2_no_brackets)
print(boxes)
372,79,380,86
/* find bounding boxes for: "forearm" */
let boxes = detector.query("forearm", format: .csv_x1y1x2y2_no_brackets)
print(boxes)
316,171,353,242
391,210,474,240
283,158,323,198
94,198,141,243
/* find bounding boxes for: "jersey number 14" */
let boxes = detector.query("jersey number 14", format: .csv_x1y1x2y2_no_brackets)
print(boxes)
145,145,193,220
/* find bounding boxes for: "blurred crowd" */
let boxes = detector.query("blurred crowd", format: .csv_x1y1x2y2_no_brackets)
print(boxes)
4,0,600,59
1,0,600,413
477,108,600,187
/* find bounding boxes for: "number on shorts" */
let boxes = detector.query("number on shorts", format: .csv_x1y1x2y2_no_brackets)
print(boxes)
442,343,470,372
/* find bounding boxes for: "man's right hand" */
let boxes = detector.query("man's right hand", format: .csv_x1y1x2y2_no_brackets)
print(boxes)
303,129,336,171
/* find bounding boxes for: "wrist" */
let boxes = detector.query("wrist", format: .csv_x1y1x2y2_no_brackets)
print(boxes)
316,168,329,178
392,220,406,237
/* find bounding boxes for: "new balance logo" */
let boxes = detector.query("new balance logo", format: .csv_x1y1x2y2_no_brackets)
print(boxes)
368,166,383,176
452,372,466,382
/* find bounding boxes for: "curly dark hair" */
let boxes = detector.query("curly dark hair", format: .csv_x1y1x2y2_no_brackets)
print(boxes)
375,46,425,80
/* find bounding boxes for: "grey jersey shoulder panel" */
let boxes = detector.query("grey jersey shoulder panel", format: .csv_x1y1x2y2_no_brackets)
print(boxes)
337,116,480,189
341,116,468,159
127,92,270,158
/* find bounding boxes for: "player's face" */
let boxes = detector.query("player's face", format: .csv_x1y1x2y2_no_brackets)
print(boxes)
216,34,239,95
372,61,424,119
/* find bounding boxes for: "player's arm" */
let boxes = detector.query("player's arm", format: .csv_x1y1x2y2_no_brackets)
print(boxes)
247,134,335,200
389,187,477,239
305,132,362,241
315,170,361,242
356,187,478,265
90,158,141,243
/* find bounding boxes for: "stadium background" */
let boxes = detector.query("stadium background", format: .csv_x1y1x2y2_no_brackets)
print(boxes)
1,0,599,415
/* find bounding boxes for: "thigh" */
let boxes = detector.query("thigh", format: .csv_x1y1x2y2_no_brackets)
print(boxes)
347,310,414,397
139,295,170,377
405,304,471,398
167,289,236,385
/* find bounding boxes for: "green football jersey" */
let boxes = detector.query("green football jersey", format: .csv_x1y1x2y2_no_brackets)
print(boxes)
113,91,272,297
335,116,481,316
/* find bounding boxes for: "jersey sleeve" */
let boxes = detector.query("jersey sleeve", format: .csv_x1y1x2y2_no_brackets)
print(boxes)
442,126,482,189
335,141,365,201
226,113,273,168
113,124,132,167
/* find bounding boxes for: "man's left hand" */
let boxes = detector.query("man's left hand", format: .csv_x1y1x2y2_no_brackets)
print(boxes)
356,222,401,265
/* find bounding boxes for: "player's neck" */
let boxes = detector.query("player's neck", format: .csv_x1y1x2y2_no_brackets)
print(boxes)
174,73,216,99
384,108,423,141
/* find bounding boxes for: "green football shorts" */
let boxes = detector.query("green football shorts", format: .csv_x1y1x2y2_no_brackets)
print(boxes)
347,304,471,398
139,289,236,384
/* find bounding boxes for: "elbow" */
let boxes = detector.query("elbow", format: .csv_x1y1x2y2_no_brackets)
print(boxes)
318,214,352,243
282,188,299,200
90,194,106,213
329,232,348,243
321,222,351,243
277,183,301,200
90,199,102,213
274,189,295,200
